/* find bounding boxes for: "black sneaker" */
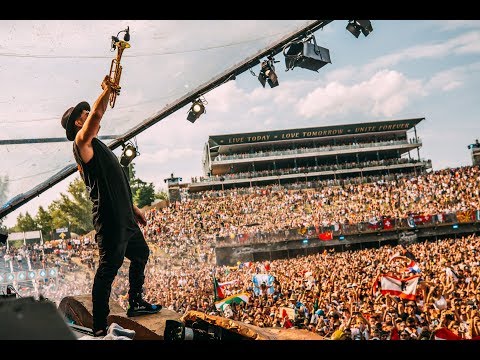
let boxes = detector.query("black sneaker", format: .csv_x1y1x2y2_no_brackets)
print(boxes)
126,297,162,317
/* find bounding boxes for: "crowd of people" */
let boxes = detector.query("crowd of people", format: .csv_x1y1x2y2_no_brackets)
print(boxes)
1,165,479,340
146,165,479,244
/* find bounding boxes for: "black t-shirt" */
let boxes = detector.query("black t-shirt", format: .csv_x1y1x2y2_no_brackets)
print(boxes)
73,138,135,234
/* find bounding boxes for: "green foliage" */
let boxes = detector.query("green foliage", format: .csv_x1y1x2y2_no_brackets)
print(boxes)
10,176,93,238
9,160,155,236
15,211,37,231
133,182,156,208
35,206,54,241
51,177,93,235
155,189,169,201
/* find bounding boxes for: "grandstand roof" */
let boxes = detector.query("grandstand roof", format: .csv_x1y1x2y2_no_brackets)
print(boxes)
208,117,424,148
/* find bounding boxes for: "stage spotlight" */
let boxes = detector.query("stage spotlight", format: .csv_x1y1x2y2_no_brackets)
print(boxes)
18,271,26,281
283,34,331,72
120,143,138,167
28,271,36,280
38,269,47,278
346,20,373,38
187,99,206,123
346,21,361,38
258,57,279,88
0,273,4,283
6,273,15,282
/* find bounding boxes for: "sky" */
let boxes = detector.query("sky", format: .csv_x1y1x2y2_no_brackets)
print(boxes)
1,20,479,228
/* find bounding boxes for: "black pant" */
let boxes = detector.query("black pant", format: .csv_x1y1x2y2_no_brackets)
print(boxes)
91,225,150,332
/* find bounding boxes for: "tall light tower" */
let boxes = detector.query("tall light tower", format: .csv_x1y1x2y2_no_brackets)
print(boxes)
468,139,480,166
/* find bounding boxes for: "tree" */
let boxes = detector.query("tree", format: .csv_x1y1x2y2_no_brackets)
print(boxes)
128,163,147,196
155,189,169,201
15,212,37,232
125,161,155,208
35,206,54,241
52,177,93,235
133,182,156,208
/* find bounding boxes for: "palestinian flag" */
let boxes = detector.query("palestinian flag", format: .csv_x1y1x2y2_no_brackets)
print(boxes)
213,277,225,301
214,292,249,310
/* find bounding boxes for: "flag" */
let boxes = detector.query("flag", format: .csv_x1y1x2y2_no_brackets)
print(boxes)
252,274,275,296
389,254,420,274
297,227,307,236
238,233,250,243
445,266,459,281
434,327,462,340
214,292,249,310
213,277,225,301
368,218,382,230
331,223,340,232
413,214,432,225
280,306,295,320
318,231,333,241
434,213,445,223
372,275,420,300
218,279,238,288
457,210,475,223
382,217,394,230
407,260,421,274
434,327,480,340
407,216,416,228
306,226,316,238
238,261,252,269
390,326,400,341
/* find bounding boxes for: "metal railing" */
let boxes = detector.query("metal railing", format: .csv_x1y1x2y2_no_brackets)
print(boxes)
199,158,429,183
215,210,479,247
213,139,420,162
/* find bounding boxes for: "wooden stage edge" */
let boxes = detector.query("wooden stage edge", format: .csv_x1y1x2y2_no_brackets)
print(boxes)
58,294,323,340
58,294,182,340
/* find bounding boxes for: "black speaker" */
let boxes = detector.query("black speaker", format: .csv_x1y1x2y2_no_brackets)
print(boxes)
0,297,76,340
284,37,331,72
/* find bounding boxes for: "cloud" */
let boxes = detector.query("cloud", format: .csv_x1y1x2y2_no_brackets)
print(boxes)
425,61,480,92
296,70,425,119
362,31,480,76
434,20,480,31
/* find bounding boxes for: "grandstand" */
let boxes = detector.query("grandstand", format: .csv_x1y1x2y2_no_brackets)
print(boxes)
186,117,431,194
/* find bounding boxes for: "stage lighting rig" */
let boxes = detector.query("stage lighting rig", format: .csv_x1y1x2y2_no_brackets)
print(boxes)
258,56,279,88
187,98,207,123
120,142,138,167
283,33,331,72
346,20,373,38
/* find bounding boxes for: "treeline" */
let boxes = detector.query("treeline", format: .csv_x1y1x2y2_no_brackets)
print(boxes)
7,164,168,240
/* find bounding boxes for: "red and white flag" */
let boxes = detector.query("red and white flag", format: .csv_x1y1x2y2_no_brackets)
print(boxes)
373,274,420,300
434,327,462,340
434,327,480,340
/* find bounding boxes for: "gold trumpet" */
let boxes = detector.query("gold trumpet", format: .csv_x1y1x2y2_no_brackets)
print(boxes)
108,26,131,108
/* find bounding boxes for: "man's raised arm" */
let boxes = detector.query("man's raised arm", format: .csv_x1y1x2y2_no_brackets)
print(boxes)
77,76,113,145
